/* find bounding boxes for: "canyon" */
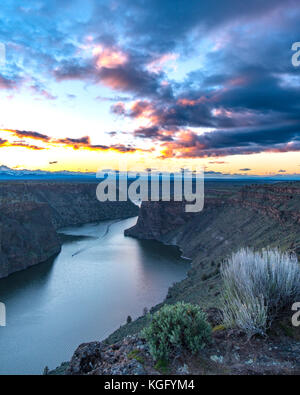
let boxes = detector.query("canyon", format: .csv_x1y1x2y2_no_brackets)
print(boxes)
1,180,299,374
54,181,300,375
125,182,300,307
0,182,138,279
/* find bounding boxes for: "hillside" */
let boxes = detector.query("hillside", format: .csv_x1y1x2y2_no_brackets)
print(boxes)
125,182,300,307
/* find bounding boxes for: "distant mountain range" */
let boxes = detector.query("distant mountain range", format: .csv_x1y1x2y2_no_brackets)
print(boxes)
0,165,299,181
0,165,96,180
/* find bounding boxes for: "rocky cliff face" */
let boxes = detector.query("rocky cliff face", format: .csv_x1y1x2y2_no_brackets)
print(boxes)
125,182,300,306
0,202,61,278
126,182,300,254
0,182,139,229
0,181,138,278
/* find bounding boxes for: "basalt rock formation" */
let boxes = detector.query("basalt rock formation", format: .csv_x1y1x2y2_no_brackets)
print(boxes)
125,182,300,306
53,309,300,376
0,202,61,278
0,181,138,279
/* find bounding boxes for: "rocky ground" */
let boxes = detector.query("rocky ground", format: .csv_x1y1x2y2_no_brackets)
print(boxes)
50,309,300,375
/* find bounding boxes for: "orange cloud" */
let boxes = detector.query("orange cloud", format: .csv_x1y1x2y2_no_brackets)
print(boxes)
94,46,128,69
10,142,45,150
160,130,206,158
0,138,8,146
0,128,143,154
5,129,51,142
177,96,207,106
0,136,45,150
129,100,159,124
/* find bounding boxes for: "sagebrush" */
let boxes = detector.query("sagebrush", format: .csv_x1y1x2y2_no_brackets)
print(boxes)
141,302,211,361
221,248,300,337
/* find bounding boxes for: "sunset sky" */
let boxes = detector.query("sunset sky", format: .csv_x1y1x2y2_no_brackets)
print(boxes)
0,0,300,176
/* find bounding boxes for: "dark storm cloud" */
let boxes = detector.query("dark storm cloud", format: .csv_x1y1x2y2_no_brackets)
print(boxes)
97,64,162,97
90,0,298,53
54,51,172,99
134,126,174,142
160,123,300,158
196,123,300,150
215,67,300,115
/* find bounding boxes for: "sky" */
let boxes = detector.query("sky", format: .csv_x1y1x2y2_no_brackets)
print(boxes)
0,0,300,176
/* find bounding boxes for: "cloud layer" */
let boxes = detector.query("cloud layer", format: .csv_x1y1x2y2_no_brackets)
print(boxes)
0,0,300,160
0,129,140,154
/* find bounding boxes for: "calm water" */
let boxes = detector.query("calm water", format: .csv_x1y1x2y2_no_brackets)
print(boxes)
0,217,189,375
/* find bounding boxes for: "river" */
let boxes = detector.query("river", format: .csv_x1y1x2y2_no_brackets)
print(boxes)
0,217,189,375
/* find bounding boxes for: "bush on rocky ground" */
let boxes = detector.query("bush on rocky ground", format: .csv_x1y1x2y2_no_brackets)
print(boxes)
221,248,300,337
141,302,211,361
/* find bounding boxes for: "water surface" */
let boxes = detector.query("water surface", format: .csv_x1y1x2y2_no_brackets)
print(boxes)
0,217,189,374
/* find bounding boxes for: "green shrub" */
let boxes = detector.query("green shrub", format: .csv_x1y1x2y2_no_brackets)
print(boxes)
141,302,211,361
154,359,169,374
127,349,145,364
